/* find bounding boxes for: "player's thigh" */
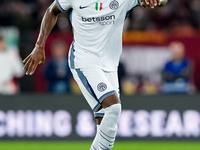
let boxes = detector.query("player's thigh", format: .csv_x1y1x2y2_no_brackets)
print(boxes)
80,67,118,103
94,71,120,121
71,68,99,111
71,67,119,111
105,70,120,98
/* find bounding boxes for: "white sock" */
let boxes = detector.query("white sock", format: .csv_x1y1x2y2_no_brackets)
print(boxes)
98,104,121,150
90,125,100,150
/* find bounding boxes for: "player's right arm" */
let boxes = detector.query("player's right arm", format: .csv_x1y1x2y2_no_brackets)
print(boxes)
23,1,61,75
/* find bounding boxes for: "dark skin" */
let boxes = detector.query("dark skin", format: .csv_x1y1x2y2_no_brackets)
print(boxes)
23,0,160,125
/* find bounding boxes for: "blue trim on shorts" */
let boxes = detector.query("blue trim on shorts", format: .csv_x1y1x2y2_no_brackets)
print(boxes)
75,69,103,112
56,0,66,12
70,41,75,69
94,113,105,118
75,70,117,113
93,103,102,112
99,90,117,103
75,69,98,101
93,90,116,112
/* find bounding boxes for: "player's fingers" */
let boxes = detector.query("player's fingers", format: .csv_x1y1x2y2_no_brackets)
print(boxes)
30,62,38,75
39,61,44,65
26,60,34,75
149,0,154,8
23,58,32,70
157,0,161,5
145,0,149,5
153,0,157,6
23,54,31,63
141,1,145,6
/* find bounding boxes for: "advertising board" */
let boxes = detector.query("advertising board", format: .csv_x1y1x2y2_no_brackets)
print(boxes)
0,94,199,141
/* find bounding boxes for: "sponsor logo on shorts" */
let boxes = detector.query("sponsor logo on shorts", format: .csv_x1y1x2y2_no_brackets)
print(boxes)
109,0,119,10
97,82,107,92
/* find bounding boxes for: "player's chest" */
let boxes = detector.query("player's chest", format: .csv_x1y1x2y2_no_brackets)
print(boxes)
72,0,123,17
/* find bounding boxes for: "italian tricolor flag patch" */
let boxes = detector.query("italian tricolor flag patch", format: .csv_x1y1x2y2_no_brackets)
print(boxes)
95,2,103,11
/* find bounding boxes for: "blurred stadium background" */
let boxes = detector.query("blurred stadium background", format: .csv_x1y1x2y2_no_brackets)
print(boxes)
0,0,200,149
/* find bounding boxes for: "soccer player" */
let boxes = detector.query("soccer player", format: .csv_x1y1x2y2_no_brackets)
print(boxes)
23,0,160,149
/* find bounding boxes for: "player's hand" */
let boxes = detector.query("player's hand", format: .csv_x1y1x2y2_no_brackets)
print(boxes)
141,0,161,8
23,45,45,75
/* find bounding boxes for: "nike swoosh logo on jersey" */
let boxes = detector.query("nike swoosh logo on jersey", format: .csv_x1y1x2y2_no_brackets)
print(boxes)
79,6,89,9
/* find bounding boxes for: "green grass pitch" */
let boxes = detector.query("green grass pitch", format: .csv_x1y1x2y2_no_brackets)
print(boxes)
0,141,200,150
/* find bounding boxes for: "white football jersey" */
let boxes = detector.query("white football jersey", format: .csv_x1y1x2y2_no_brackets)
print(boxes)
56,0,142,71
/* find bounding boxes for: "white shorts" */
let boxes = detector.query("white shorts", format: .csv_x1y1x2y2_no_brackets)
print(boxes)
70,66,119,118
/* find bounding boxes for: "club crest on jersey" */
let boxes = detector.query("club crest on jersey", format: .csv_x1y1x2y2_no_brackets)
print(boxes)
97,82,107,92
109,0,119,10
95,2,103,11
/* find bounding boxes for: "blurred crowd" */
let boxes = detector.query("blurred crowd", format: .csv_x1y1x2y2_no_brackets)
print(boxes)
0,0,200,31
0,33,195,95
119,41,195,95
0,0,200,95
0,36,24,94
125,0,200,31
0,0,70,31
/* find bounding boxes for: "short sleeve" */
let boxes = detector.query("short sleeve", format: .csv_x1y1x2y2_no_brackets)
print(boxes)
56,0,71,12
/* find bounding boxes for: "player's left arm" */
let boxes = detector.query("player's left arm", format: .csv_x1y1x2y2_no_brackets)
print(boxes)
140,0,161,8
